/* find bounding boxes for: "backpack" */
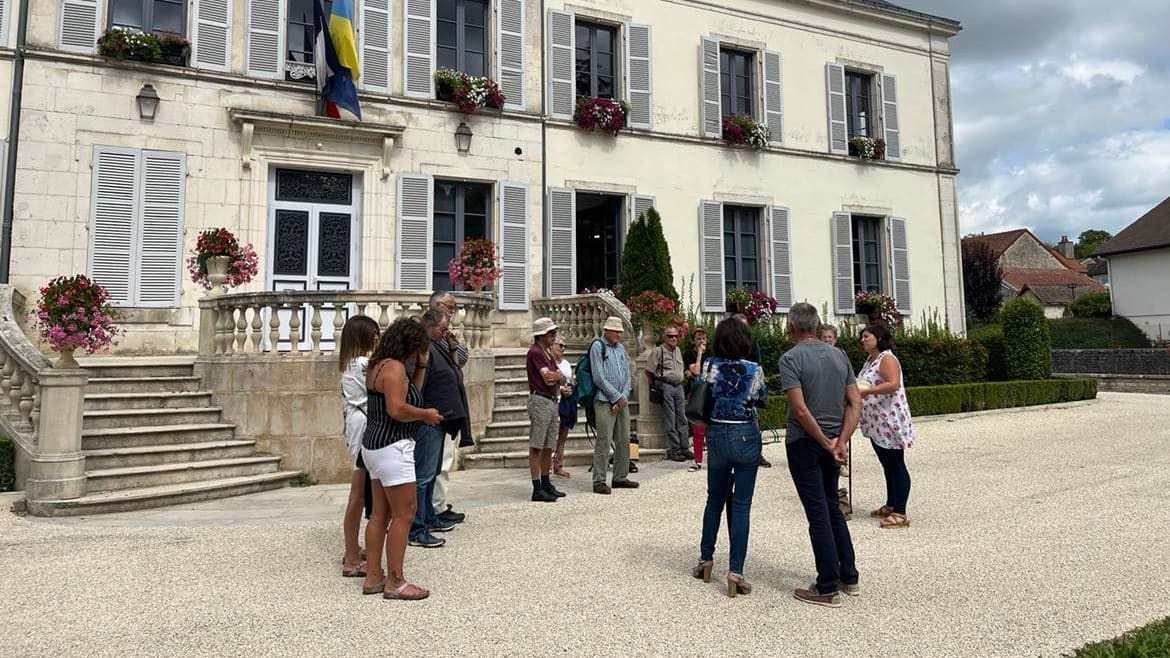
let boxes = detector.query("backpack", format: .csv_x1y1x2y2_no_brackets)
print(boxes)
575,338,608,405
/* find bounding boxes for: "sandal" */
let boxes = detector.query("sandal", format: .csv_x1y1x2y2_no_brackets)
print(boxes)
688,463,702,472
361,578,386,595
870,505,893,518
553,467,571,478
727,572,752,598
341,561,367,578
383,581,429,601
880,513,910,529
690,560,713,582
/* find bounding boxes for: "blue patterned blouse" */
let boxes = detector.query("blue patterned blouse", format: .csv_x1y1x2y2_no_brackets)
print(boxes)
702,357,768,423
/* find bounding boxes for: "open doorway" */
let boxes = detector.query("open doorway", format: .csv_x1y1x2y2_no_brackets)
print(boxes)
576,193,624,292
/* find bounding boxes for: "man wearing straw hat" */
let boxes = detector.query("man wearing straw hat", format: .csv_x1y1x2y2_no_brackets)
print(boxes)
591,316,639,494
528,317,567,502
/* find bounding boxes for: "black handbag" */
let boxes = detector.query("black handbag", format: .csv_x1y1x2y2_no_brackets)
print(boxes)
685,362,714,425
648,347,665,404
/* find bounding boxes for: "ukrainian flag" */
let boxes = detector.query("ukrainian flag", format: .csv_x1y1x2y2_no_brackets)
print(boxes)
314,0,361,119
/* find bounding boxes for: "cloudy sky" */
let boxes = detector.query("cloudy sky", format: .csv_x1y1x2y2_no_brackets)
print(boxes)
894,0,1170,242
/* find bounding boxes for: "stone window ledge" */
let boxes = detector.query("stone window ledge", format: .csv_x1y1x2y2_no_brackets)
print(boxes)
117,307,193,326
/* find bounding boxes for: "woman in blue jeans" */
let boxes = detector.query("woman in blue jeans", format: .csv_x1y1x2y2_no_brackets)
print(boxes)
690,318,768,597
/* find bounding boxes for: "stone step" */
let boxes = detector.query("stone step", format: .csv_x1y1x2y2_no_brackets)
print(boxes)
85,456,283,493
82,423,237,450
494,377,531,395
490,402,640,424
82,407,224,430
86,376,204,394
83,440,257,470
27,472,300,517
475,435,598,454
80,359,195,379
83,391,215,411
463,448,666,469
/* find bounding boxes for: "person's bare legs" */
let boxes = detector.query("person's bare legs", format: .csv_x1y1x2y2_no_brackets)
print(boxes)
553,426,571,477
343,468,367,571
362,479,389,591
528,447,542,480
386,481,427,596
541,447,553,477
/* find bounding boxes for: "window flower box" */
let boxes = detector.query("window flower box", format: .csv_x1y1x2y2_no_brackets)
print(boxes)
849,136,886,161
434,68,505,114
97,28,189,66
722,114,770,150
573,96,629,136
854,290,901,326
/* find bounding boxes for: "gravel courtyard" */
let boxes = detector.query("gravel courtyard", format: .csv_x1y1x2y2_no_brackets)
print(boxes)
3,392,1169,657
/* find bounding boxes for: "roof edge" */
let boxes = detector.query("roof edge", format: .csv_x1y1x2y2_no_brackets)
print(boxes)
836,0,962,33
1098,242,1170,257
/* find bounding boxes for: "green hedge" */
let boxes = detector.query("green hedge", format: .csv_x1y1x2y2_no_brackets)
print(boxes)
969,325,1008,381
1064,616,1170,657
0,435,14,493
1049,317,1152,349
1068,291,1112,319
1002,297,1052,380
758,378,1096,428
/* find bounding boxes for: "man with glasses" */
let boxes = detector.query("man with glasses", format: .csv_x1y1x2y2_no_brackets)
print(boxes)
428,290,469,525
645,326,692,462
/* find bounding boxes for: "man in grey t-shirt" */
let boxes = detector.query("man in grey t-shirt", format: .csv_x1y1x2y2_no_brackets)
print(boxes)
779,303,861,608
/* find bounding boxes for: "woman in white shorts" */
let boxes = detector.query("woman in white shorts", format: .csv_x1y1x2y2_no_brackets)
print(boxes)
361,317,443,601
338,315,380,577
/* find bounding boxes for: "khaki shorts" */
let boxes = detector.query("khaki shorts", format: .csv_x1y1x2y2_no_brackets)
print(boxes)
527,393,559,450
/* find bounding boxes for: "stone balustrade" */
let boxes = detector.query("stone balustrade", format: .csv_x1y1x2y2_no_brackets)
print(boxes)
533,291,639,354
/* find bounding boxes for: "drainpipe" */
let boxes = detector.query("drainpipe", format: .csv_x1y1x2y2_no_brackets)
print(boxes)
539,0,548,298
0,0,31,283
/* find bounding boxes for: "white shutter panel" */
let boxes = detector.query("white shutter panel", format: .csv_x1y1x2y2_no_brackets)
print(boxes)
763,50,784,145
138,151,186,307
700,36,721,138
499,182,530,310
769,206,793,311
403,0,434,98
396,174,433,291
497,0,524,110
546,187,575,297
699,200,724,312
360,0,392,92
193,0,232,71
246,0,283,79
59,0,99,53
881,73,901,160
89,148,139,305
889,216,911,314
0,0,10,47
632,195,655,223
831,212,854,314
547,9,574,119
626,23,652,129
826,63,848,154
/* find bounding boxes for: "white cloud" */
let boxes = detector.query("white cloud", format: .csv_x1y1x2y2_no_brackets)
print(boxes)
1060,59,1145,86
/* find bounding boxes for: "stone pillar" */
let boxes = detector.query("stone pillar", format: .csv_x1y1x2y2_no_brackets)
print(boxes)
635,348,665,450
25,369,88,509
197,298,217,356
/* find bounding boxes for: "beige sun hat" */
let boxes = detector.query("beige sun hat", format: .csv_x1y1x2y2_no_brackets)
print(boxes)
602,316,624,333
532,317,558,336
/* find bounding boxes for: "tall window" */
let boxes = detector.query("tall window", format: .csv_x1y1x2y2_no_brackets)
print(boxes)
723,205,760,294
286,0,331,81
845,71,872,140
575,21,616,99
852,215,883,294
108,0,185,34
438,0,488,77
433,181,491,291
720,49,754,117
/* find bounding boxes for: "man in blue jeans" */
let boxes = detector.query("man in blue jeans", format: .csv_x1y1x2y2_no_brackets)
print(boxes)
779,302,862,607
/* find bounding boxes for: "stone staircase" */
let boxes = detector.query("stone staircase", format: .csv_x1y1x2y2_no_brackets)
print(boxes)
45,358,299,515
464,349,664,468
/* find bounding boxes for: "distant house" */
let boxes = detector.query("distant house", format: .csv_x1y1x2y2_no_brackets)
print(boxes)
1097,197,1170,343
963,229,1106,319
1084,258,1110,286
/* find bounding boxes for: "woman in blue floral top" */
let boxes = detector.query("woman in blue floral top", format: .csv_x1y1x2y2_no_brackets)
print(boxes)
690,318,767,597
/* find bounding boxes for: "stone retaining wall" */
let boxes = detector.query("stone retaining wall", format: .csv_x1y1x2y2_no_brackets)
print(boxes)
1056,373,1170,395
1052,349,1170,375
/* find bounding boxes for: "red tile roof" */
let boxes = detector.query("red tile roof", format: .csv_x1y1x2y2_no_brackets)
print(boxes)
963,229,1028,259
1003,267,1106,294
1047,247,1086,272
1021,284,1103,305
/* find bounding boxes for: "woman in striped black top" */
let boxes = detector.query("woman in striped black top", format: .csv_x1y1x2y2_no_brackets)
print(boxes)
361,317,443,601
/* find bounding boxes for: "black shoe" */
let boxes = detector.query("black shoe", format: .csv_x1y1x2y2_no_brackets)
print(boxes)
759,455,773,468
612,479,640,489
437,505,465,524
683,449,695,460
593,482,611,495
409,532,446,548
531,488,558,503
543,482,566,498
428,517,456,533
629,461,639,473
669,452,687,463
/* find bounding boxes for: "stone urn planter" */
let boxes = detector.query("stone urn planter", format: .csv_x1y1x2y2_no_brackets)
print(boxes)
55,347,79,369
205,255,232,295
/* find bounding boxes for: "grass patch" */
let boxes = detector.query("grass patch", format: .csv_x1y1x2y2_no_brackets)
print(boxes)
0,436,14,492
1049,317,1151,349
1063,616,1170,657
290,472,318,487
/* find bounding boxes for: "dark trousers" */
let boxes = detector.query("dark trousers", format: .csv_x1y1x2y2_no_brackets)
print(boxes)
410,423,444,538
786,436,858,595
699,423,762,574
871,441,911,514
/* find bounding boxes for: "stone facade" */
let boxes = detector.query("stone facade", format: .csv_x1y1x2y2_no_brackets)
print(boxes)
1052,349,1170,376
999,235,1065,270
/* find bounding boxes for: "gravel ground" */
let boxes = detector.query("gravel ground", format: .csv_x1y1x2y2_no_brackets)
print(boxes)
3,392,1169,658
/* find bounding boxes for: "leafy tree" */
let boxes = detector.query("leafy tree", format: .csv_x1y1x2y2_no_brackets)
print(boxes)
1075,229,1112,259
962,240,1003,321
618,207,677,302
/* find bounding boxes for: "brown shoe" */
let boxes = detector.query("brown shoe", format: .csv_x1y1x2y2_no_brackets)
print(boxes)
870,505,893,518
611,479,639,489
593,483,611,495
794,585,842,608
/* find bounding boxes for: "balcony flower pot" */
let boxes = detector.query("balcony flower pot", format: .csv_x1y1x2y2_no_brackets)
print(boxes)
205,256,232,295
433,68,506,113
721,114,770,150
56,347,79,369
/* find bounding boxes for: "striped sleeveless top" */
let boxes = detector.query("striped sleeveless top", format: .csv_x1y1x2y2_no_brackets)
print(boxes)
362,360,423,450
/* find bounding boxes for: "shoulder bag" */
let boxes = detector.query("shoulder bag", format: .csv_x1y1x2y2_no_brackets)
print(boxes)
685,361,715,426
649,347,665,404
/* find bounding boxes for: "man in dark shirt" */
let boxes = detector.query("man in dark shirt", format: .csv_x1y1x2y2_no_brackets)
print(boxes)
527,317,565,502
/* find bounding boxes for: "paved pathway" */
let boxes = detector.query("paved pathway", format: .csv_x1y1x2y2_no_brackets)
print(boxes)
3,392,1169,657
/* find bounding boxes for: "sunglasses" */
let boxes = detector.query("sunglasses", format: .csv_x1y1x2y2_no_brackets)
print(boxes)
665,334,679,339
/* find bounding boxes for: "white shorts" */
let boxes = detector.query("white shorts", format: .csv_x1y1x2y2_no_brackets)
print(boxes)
361,441,416,487
344,413,366,470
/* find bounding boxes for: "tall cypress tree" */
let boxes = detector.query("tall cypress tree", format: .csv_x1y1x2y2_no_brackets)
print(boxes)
619,207,678,302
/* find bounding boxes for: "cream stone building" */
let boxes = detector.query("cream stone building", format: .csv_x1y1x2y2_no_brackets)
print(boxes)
0,0,965,513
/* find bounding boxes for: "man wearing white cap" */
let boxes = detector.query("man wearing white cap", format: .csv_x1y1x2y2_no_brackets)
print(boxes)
528,317,566,502
591,316,639,494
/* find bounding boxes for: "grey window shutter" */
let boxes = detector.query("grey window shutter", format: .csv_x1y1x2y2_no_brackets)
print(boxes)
889,216,911,314
763,50,784,145
404,0,435,98
89,147,139,305
246,0,284,79
0,0,9,47
831,212,854,314
626,23,652,129
546,187,575,297
497,0,524,110
699,200,724,312
632,195,655,223
547,9,574,119
396,173,433,291
137,151,186,307
59,0,100,53
193,0,232,71
769,206,793,311
881,73,901,160
826,63,847,155
700,36,721,138
499,182,530,310
361,0,392,92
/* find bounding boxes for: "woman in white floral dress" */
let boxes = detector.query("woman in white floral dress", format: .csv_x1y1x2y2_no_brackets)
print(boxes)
857,324,915,529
